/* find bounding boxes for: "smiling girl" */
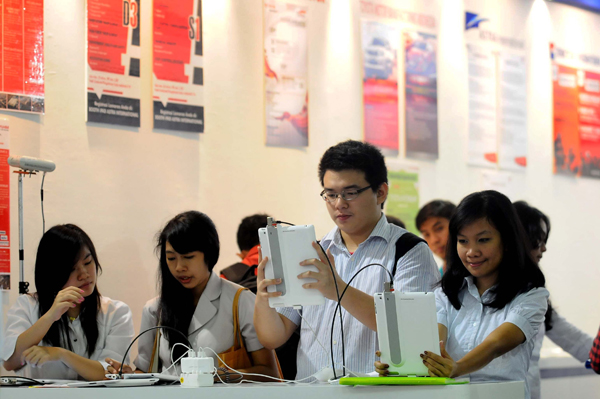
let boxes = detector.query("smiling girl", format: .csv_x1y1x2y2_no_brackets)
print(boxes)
376,191,548,399
1,224,134,380
106,211,279,380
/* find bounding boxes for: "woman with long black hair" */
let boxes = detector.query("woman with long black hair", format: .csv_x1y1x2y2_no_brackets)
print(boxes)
513,201,593,399
2,224,134,380
106,211,279,381
377,191,548,399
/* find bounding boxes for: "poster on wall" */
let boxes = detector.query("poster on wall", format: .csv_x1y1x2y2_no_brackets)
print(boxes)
386,166,419,234
404,31,438,159
362,21,400,155
86,0,141,127
0,0,44,114
498,53,527,170
360,0,439,157
264,0,309,147
467,44,498,167
0,119,10,290
464,0,530,170
153,0,204,132
552,64,600,178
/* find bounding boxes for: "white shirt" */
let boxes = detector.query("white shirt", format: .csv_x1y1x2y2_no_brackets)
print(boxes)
278,214,440,379
1,294,134,380
134,272,263,375
527,309,594,399
436,277,549,399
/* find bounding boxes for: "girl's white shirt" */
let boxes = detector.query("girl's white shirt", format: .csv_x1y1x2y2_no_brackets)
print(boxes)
134,272,263,375
2,293,134,380
436,277,549,399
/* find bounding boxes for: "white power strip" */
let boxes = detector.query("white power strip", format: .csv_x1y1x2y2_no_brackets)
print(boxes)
180,350,214,387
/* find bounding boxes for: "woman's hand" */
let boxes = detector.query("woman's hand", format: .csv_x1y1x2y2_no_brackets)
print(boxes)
21,346,64,367
421,341,459,378
105,357,134,374
255,250,283,308
374,351,390,376
46,286,85,322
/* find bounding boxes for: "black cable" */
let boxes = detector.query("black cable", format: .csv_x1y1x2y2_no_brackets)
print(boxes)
0,376,46,386
118,326,192,377
316,241,345,380
41,172,46,233
274,220,295,226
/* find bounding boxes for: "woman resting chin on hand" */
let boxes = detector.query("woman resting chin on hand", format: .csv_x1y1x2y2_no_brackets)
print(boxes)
1,224,134,381
375,191,548,399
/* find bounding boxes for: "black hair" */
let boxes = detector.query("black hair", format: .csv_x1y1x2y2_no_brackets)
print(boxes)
156,211,220,359
35,224,102,356
441,191,546,310
237,214,270,252
318,140,388,191
513,201,554,331
415,200,456,231
386,214,406,229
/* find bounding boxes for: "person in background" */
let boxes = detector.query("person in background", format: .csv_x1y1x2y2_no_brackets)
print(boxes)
254,140,439,379
376,191,548,399
106,211,279,381
2,224,134,380
415,200,456,275
513,201,594,399
220,213,271,293
386,214,406,229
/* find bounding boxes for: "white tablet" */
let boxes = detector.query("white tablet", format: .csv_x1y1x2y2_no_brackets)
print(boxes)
374,291,440,377
124,373,180,382
258,223,325,308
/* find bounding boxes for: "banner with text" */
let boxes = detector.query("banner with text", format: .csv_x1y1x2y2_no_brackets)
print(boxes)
264,0,308,147
153,0,204,132
86,0,141,127
464,0,530,170
0,119,10,291
0,0,44,114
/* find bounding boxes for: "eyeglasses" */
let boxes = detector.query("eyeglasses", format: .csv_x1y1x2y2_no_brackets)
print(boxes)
320,185,372,203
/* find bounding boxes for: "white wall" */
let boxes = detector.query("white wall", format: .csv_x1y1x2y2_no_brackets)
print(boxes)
1,0,599,377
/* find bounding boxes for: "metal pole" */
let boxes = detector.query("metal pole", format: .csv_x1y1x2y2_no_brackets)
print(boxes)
18,173,28,294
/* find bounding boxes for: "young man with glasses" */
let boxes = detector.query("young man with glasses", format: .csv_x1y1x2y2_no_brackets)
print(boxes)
254,140,439,379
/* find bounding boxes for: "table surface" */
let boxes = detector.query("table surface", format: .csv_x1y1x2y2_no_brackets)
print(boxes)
0,380,525,399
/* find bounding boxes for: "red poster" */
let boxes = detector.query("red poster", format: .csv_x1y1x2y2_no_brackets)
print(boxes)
553,64,580,176
579,71,600,178
86,0,141,127
0,0,45,114
0,119,10,290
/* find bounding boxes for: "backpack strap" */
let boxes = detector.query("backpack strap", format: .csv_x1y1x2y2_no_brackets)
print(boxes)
392,232,426,276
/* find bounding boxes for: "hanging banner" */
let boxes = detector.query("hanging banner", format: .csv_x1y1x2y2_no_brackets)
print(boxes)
549,2,600,179
464,0,530,170
0,0,44,114
0,119,9,291
404,31,438,159
467,44,498,167
263,0,308,147
86,0,141,127
360,0,438,157
153,0,204,132
386,166,419,234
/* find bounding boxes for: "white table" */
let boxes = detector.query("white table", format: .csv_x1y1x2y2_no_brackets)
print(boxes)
0,381,525,399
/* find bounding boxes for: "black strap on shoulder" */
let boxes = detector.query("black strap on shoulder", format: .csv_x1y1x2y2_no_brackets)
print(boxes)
392,232,426,276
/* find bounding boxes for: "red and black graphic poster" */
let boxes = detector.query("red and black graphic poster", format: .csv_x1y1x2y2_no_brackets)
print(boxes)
553,65,600,178
153,0,204,132
86,0,141,127
0,119,10,290
0,0,45,114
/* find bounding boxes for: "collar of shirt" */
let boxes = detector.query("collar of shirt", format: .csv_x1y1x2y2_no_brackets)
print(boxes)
189,272,222,334
464,276,497,303
320,213,391,254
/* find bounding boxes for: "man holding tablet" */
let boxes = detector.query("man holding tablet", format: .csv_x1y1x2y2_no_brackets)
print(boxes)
254,140,439,379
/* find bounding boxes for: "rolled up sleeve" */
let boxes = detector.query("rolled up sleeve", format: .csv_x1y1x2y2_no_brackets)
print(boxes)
2,295,37,363
435,288,449,328
505,288,549,343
